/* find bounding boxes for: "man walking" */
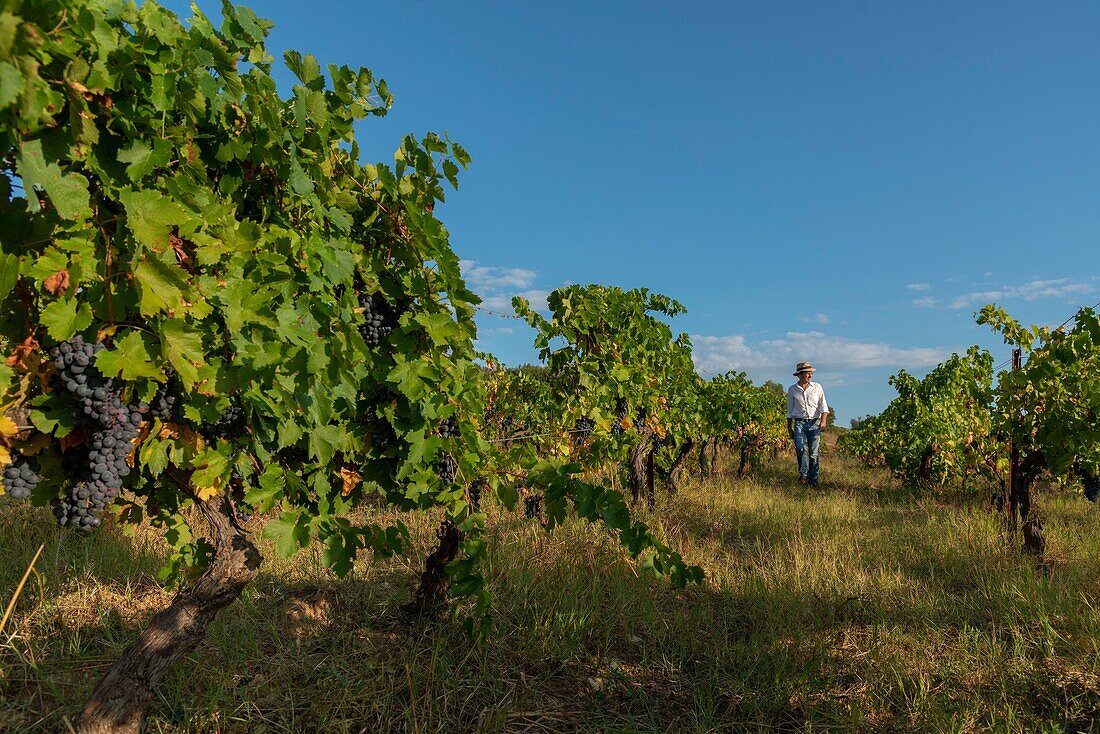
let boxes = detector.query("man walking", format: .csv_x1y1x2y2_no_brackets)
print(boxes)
786,362,829,487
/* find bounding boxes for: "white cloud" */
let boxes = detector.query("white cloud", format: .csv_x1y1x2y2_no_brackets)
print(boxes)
459,259,536,292
948,278,1094,310
481,289,550,314
459,259,550,317
907,283,932,291
691,330,950,377
911,296,938,308
799,313,830,325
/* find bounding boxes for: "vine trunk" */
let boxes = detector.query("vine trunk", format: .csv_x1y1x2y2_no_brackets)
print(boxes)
77,494,260,734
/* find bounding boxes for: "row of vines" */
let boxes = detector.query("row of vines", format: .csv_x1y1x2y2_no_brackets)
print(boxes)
0,3,787,732
840,305,1100,554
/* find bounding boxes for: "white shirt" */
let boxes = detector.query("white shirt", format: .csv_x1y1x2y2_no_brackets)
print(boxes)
786,381,829,421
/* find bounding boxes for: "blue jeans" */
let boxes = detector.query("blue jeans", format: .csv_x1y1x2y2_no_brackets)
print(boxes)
792,419,821,484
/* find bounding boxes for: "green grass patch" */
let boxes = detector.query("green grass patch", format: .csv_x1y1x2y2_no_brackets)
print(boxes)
2,453,1098,732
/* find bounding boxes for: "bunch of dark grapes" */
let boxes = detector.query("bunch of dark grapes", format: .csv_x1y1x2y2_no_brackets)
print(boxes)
436,455,457,486
635,407,648,430
501,416,514,434
524,493,543,520
438,415,460,439
48,336,146,530
200,397,246,442
358,292,398,348
1082,471,1099,503
150,367,180,421
573,416,595,439
610,398,628,437
467,478,485,511
2,455,40,500
652,434,666,450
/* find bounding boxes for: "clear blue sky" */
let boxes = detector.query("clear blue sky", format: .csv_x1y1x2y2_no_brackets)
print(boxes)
166,0,1100,423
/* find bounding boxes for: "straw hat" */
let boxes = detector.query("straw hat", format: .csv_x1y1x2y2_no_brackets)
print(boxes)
793,361,814,376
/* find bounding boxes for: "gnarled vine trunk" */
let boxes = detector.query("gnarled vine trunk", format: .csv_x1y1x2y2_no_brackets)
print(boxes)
645,445,656,509
628,433,654,505
78,494,260,734
665,438,694,494
737,433,763,478
698,437,717,478
405,519,464,619
1015,456,1045,556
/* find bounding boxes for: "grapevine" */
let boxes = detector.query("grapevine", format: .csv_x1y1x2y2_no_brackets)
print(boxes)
0,2,703,729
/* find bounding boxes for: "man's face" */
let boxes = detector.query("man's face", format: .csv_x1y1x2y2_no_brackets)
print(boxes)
800,370,813,383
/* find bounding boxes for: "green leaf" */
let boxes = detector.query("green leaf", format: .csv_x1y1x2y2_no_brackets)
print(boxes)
308,424,345,466
0,251,18,297
321,531,356,576
17,140,90,220
94,331,162,381
0,61,23,109
284,50,322,86
120,189,189,253
139,436,171,477
134,251,190,316
117,139,174,182
288,157,314,196
190,446,230,491
264,511,310,558
387,357,438,401
39,298,93,341
160,318,204,389
220,279,278,332
30,398,75,438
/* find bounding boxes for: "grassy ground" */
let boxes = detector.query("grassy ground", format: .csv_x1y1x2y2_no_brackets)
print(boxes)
1,451,1099,733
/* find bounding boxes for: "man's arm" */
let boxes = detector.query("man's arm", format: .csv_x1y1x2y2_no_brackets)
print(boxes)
818,387,829,429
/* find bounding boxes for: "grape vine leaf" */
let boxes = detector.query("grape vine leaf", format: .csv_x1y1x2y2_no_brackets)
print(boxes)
95,331,162,381
39,298,93,341
264,511,311,558
160,319,204,389
16,140,90,220
0,252,18,296
117,139,174,182
133,251,191,316
120,190,191,253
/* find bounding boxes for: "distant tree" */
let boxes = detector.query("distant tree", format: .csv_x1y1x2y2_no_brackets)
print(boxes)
761,380,785,399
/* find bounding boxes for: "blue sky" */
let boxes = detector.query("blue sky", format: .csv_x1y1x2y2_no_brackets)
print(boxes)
166,1,1100,423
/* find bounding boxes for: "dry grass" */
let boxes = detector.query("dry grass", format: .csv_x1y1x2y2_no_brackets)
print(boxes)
1,451,1099,733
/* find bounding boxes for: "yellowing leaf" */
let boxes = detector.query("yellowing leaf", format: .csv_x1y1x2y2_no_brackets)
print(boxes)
159,422,205,452
0,415,17,437
193,474,223,501
0,445,10,466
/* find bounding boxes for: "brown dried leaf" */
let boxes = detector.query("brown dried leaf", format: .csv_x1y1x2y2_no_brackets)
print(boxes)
340,467,362,497
43,269,71,295
168,227,197,273
7,336,40,371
